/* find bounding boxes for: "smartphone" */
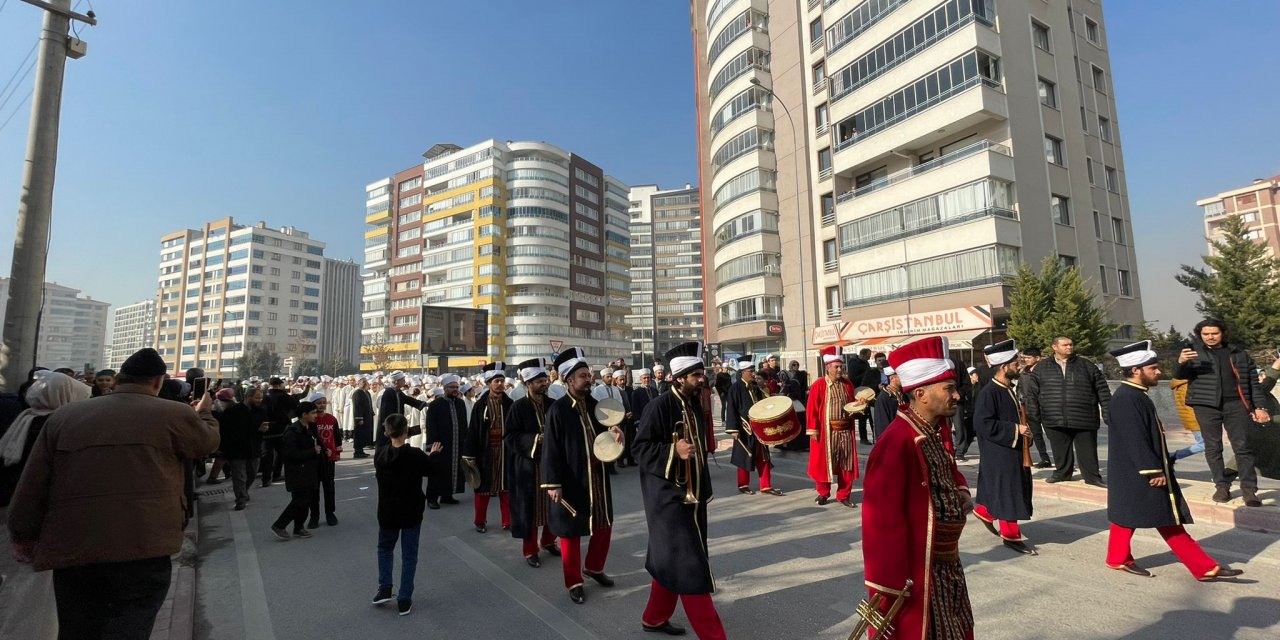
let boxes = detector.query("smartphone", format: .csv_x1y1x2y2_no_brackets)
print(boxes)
1180,339,1194,351
192,377,209,398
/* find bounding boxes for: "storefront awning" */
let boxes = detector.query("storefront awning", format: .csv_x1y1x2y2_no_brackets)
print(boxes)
845,327,990,352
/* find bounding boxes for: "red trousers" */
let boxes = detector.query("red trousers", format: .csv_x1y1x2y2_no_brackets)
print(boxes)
736,465,773,491
558,527,612,589
974,504,1023,540
815,468,855,501
1106,523,1218,577
522,526,557,558
642,579,726,640
474,492,510,528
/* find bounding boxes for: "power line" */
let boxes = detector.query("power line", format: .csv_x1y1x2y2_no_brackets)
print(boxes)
0,56,36,117
0,87,32,135
0,41,38,103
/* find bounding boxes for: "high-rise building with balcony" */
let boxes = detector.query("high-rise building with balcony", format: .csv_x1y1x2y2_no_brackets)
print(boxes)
693,0,816,361
0,278,109,371
154,217,330,377
694,0,1145,355
108,299,157,369
361,140,632,373
1197,175,1280,258
628,184,705,365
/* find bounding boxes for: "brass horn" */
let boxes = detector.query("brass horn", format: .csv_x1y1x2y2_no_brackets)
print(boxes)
847,579,912,640
673,420,699,505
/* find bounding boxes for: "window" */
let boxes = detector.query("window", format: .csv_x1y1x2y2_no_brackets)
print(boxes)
809,17,823,45
715,253,781,287
711,127,774,167
1038,78,1057,108
1084,16,1099,43
817,147,832,176
1099,266,1110,293
1058,255,1077,269
1093,211,1103,239
825,0,911,54
709,10,768,66
399,193,422,209
1104,165,1119,192
1118,269,1132,296
1044,136,1065,166
575,273,601,288
815,103,829,133
712,168,777,210
709,47,770,100
826,286,841,312
1098,116,1112,142
575,309,601,323
1032,20,1051,52
811,61,825,87
1091,65,1106,93
709,86,771,135
713,209,780,248
1051,195,1071,225
1112,218,1126,244
823,239,838,265
838,179,1014,252
399,176,422,192
1087,157,1096,184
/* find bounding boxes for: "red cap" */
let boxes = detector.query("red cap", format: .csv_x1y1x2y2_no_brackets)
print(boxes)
887,336,955,392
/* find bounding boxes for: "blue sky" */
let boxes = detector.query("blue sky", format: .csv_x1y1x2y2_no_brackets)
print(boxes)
0,0,1277,334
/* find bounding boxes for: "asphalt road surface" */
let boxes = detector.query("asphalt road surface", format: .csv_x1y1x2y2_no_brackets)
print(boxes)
194,445,1280,640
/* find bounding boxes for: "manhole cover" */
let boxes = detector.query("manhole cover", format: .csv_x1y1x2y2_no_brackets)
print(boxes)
196,487,234,497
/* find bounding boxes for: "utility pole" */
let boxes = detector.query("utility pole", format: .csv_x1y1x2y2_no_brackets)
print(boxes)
0,0,95,392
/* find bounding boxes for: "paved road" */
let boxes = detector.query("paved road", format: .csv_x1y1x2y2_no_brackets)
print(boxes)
194,443,1280,640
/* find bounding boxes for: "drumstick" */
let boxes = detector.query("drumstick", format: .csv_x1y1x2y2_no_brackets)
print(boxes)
558,499,578,518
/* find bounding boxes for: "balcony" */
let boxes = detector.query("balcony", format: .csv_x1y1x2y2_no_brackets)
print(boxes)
365,209,390,225
812,77,827,96
824,260,839,273
837,140,1011,205
833,78,1006,178
825,307,842,320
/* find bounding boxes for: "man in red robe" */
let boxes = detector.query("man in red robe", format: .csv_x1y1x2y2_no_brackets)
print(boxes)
861,336,974,640
806,346,859,507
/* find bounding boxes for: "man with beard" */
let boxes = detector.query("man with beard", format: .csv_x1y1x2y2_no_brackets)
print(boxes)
378,372,428,448
806,346,859,507
862,336,973,640
464,362,512,533
262,376,309,486
541,347,623,605
350,377,375,458
425,374,467,509
653,364,671,395
972,340,1037,556
1105,341,1244,581
504,359,560,567
725,356,780,496
633,342,726,638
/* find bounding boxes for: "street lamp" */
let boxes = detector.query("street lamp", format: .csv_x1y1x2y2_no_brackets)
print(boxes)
749,77,810,366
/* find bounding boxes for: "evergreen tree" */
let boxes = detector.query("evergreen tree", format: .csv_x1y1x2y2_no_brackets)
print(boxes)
237,344,282,379
1177,214,1280,350
1006,256,1116,358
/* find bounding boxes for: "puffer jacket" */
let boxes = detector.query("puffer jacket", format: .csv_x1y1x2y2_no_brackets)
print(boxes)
1022,355,1111,431
1173,341,1268,412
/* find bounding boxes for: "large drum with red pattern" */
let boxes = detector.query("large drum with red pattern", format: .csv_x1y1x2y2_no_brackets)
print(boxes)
748,396,801,446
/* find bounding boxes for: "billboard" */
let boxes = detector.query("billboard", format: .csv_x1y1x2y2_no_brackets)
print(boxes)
419,306,489,356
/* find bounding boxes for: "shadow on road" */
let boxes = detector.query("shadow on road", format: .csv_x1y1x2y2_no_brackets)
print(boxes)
1122,597,1280,639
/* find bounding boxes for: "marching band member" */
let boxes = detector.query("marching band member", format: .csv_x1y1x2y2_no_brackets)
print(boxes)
972,340,1037,556
541,347,621,605
806,346,859,507
633,342,726,639
504,358,560,567
464,362,511,533
862,336,973,640
724,356,780,496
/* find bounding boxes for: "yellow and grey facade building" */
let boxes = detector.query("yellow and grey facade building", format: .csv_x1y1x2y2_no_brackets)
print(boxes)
361,140,632,373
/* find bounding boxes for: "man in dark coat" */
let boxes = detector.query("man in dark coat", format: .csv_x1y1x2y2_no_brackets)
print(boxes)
542,347,622,605
464,362,513,533
633,342,727,639
653,364,672,395
972,340,1037,556
504,359,559,567
631,368,658,434
1174,319,1271,506
425,374,467,508
1105,341,1243,581
871,366,902,440
262,377,308,486
270,401,321,539
378,371,427,448
1021,336,1111,486
724,356,780,496
350,377,375,458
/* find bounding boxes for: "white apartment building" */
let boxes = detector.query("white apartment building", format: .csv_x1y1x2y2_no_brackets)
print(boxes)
628,184,706,365
695,0,1145,356
155,218,329,377
361,140,632,373
0,278,109,371
108,299,157,369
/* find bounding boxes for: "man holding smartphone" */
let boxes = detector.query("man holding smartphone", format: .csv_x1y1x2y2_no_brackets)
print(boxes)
1175,319,1271,507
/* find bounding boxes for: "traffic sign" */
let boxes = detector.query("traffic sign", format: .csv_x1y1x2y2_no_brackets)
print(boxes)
549,339,564,353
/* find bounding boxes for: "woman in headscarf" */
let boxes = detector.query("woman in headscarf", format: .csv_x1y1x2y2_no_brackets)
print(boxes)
0,370,90,640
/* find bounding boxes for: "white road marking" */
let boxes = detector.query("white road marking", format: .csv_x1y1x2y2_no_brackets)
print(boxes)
229,501,277,640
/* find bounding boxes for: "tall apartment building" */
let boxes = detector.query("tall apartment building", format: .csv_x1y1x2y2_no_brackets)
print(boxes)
694,0,1145,357
0,278,109,371
1197,175,1280,258
155,217,329,377
108,299,157,368
362,140,632,373
627,184,706,364
319,258,361,368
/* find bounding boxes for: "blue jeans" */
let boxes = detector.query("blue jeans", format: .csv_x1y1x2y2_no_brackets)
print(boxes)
377,526,421,601
1172,431,1205,461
